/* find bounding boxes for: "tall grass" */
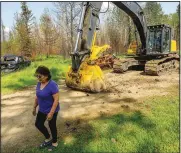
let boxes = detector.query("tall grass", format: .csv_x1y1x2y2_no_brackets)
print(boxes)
1,56,70,95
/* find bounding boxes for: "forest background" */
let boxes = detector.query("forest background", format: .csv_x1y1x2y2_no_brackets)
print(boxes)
1,2,180,59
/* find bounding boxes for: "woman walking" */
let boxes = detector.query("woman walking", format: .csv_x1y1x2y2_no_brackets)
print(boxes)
32,66,60,151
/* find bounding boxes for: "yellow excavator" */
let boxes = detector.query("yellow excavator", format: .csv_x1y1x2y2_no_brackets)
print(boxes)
65,2,179,92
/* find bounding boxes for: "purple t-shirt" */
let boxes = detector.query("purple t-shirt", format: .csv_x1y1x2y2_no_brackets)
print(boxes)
36,80,60,114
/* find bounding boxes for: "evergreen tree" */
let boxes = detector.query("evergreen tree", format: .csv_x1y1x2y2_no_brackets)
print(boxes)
15,2,34,58
144,2,164,25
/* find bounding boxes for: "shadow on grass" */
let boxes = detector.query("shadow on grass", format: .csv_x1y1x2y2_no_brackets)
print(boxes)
3,67,65,92
113,111,156,130
3,83,23,90
136,138,160,153
22,110,158,153
58,111,156,153
4,78,36,91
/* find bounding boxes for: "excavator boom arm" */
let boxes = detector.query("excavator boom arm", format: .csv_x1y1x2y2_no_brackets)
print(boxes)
72,2,147,71
78,2,147,50
113,2,147,49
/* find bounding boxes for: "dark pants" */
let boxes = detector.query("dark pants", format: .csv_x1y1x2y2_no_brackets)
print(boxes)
35,111,58,143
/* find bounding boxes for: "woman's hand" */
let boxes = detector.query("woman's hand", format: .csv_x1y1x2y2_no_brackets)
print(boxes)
47,112,53,121
32,108,36,116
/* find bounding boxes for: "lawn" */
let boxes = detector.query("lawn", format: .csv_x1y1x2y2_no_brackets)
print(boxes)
1,55,70,95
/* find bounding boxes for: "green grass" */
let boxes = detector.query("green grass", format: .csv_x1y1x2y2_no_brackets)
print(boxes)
22,92,179,153
117,54,127,58
117,54,136,59
1,56,70,95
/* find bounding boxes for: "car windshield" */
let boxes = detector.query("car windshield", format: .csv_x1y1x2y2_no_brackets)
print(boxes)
4,57,16,62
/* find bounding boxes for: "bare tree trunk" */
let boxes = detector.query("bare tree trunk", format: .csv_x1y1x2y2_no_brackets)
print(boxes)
1,20,6,42
53,2,81,58
128,16,131,47
70,5,74,53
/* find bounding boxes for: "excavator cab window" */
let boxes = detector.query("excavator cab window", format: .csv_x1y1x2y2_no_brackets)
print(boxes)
147,28,162,53
147,25,171,55
162,27,171,53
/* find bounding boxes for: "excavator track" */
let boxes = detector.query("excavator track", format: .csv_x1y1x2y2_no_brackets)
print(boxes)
113,58,139,73
145,54,179,76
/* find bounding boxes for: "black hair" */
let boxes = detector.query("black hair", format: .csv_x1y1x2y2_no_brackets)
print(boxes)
35,66,51,80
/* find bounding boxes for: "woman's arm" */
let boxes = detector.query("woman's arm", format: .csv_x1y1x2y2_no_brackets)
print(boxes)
47,92,59,120
32,96,38,116
49,92,59,115
33,96,38,109
47,82,59,120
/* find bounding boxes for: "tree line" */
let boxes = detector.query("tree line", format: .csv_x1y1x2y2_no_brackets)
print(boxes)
1,2,180,60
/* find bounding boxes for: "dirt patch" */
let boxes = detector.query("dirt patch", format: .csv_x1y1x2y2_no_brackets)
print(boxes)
1,70,179,153
105,71,179,98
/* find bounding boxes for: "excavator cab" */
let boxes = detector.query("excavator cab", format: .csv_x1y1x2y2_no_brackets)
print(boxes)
146,24,177,55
